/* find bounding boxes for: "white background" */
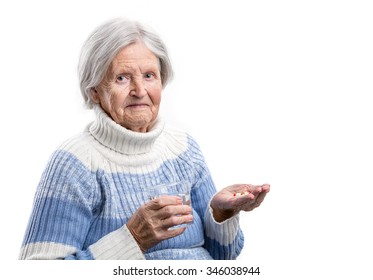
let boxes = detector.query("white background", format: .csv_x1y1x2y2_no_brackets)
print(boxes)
1,0,372,279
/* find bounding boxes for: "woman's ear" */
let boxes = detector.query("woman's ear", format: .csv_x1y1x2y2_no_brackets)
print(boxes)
90,87,100,104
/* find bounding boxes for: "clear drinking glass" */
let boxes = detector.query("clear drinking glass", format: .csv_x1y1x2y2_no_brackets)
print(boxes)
147,181,192,228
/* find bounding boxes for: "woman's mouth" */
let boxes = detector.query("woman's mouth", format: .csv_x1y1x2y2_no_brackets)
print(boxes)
126,103,149,109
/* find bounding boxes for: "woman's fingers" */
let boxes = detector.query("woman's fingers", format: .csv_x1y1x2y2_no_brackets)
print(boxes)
146,195,193,226
127,199,193,252
147,195,183,210
149,198,192,216
224,183,270,212
160,225,187,240
159,212,194,229
240,188,269,211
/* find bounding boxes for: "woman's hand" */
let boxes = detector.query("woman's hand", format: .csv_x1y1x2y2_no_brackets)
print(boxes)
210,184,270,222
127,196,193,252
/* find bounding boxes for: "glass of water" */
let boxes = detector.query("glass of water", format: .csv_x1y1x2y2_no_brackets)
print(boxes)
147,181,192,228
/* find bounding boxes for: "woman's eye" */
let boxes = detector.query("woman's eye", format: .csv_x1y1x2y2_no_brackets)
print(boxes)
144,72,154,79
116,75,129,83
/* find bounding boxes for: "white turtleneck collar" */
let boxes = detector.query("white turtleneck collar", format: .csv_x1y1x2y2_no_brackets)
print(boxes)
88,106,165,155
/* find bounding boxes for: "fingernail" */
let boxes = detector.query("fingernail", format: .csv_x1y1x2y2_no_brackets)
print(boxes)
183,205,192,213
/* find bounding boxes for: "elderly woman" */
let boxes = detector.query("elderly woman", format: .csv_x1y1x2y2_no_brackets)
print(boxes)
19,18,270,260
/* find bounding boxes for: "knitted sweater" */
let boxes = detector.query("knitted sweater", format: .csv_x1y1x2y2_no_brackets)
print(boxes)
19,107,244,260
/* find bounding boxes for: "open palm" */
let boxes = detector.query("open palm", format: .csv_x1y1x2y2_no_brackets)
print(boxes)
210,184,270,222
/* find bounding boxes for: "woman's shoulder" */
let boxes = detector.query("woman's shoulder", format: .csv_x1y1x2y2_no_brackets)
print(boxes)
49,128,98,172
162,123,204,157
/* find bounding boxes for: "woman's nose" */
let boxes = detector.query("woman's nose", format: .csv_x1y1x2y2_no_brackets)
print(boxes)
129,78,147,97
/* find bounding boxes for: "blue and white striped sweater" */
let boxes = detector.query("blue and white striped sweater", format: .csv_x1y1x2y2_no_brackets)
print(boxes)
19,107,244,260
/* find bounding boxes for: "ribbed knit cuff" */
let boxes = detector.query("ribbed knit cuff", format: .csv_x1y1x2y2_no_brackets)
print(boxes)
204,203,240,246
89,225,145,260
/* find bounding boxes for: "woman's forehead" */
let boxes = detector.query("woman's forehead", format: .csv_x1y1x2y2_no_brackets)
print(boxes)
110,42,159,71
115,42,157,62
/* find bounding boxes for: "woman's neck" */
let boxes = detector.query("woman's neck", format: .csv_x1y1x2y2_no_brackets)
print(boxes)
88,106,164,155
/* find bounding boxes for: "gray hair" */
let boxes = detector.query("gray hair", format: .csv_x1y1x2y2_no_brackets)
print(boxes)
78,18,174,109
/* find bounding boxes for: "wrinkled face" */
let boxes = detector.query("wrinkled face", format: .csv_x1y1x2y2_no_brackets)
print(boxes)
92,41,162,132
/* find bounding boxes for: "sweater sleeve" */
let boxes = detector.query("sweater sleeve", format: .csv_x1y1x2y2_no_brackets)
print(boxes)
19,149,144,260
187,136,244,260
192,174,244,260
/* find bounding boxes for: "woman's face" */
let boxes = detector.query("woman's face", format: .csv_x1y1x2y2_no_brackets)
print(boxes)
92,41,162,132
